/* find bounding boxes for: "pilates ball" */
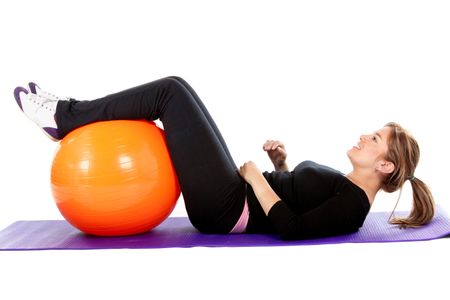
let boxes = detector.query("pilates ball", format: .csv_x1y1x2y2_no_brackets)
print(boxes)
50,120,180,236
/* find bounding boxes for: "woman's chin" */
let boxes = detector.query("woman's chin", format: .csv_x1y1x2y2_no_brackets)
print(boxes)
346,148,358,164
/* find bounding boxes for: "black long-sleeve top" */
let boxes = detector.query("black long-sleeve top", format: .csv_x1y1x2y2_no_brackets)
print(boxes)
246,161,371,240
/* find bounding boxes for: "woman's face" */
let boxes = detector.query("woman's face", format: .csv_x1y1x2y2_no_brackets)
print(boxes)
347,126,393,171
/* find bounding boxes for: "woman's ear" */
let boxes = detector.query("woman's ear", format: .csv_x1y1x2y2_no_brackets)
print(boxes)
376,160,395,175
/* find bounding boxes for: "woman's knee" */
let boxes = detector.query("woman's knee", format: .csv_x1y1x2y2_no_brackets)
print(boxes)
164,76,197,95
166,75,188,85
158,77,191,98
161,76,187,89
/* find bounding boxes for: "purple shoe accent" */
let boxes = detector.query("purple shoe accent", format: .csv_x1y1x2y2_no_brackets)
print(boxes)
28,82,39,94
43,127,60,141
13,87,28,111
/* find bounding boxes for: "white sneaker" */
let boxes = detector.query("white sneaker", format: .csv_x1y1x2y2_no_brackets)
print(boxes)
14,86,60,141
28,82,70,101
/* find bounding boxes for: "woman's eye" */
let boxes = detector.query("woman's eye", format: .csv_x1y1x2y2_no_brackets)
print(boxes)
372,136,377,142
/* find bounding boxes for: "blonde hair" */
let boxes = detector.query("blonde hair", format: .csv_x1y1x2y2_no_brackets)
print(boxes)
383,122,435,228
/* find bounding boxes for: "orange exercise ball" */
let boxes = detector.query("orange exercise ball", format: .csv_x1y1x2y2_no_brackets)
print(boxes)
50,120,180,236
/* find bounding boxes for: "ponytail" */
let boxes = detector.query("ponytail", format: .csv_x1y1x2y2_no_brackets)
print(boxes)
389,177,435,228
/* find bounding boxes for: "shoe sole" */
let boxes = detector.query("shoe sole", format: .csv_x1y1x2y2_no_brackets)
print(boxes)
14,86,60,142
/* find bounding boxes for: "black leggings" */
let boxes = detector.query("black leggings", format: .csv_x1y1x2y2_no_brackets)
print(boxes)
56,76,247,233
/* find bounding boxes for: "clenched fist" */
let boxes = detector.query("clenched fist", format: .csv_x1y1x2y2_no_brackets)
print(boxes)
239,160,263,185
262,140,288,172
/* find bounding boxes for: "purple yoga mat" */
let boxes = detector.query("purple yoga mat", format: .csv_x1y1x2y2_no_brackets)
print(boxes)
1,207,450,250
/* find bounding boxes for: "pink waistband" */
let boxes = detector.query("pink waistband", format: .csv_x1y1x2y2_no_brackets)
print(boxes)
229,197,249,234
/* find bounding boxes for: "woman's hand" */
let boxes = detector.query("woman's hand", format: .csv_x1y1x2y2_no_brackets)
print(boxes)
263,140,289,172
239,161,263,185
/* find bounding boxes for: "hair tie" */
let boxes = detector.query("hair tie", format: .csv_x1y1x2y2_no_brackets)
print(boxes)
408,175,415,182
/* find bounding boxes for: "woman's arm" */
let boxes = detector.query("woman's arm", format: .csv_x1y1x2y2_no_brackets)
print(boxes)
239,161,281,215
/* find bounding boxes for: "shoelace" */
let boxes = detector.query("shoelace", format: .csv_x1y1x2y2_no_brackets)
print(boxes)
28,93,58,112
37,89,68,101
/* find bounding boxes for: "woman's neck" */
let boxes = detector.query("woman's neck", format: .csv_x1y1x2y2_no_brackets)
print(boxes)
346,170,381,205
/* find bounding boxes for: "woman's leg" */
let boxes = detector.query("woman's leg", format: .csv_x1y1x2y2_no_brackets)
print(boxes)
56,77,246,233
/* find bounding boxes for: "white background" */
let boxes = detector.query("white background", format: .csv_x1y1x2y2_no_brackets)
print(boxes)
1,0,449,299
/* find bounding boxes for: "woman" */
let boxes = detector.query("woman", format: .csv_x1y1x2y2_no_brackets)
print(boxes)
13,76,435,240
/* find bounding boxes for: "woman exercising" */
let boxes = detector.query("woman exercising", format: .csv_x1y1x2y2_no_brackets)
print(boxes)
13,76,435,240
